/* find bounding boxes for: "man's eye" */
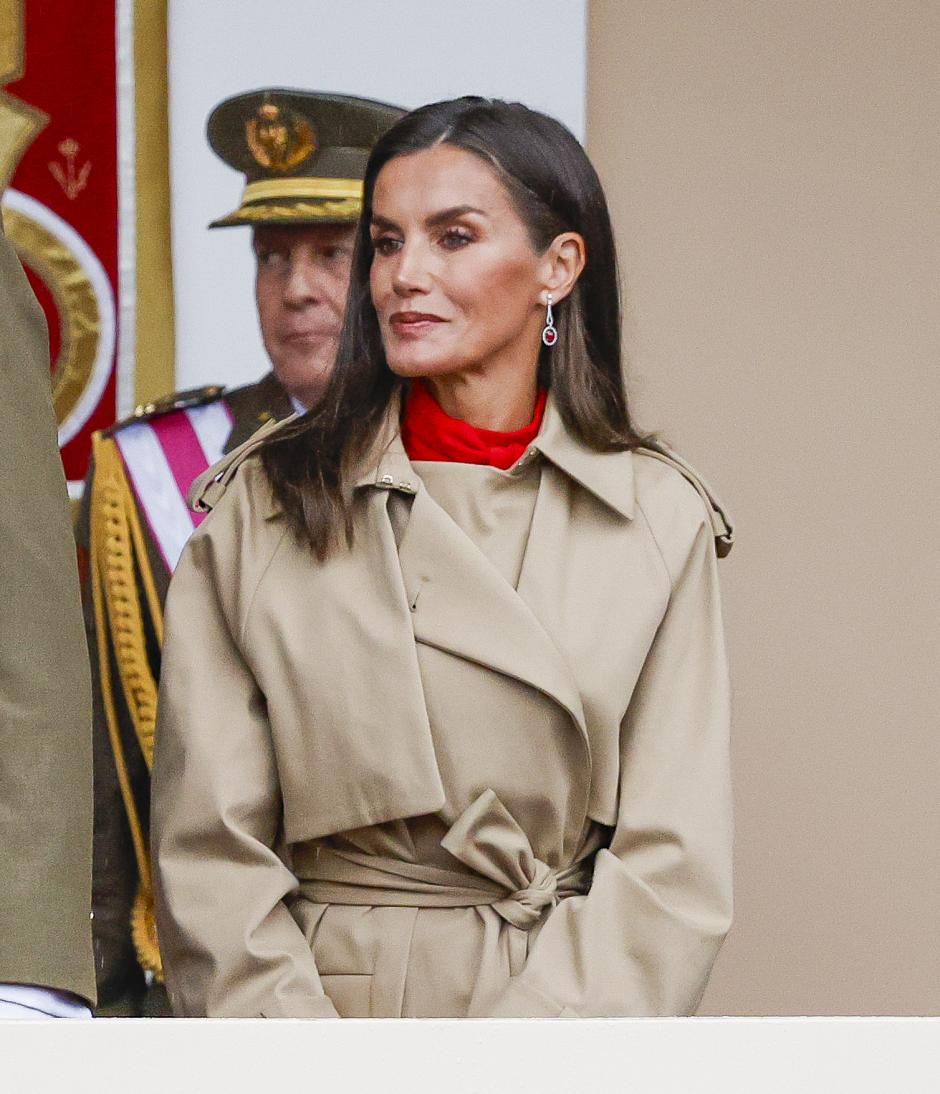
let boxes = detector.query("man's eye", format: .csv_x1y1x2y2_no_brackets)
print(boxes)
322,245,351,261
372,236,402,256
440,227,473,250
257,250,285,267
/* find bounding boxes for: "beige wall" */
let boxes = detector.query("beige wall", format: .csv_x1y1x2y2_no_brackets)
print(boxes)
587,0,940,1014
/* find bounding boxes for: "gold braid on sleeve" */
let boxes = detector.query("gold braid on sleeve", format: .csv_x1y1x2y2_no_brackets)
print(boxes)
89,432,164,982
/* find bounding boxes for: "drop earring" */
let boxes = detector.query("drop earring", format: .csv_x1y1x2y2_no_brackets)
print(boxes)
541,293,557,346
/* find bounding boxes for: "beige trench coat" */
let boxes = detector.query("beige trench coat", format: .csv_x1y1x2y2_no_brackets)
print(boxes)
151,398,733,1018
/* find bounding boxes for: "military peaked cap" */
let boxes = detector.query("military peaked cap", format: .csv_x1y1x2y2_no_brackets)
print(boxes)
207,88,405,228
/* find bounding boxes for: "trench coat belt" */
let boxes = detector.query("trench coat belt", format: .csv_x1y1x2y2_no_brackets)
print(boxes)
292,788,594,931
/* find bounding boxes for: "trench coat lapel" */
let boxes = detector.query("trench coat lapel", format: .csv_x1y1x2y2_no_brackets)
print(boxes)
516,396,637,624
391,472,590,755
515,407,637,646
352,392,639,763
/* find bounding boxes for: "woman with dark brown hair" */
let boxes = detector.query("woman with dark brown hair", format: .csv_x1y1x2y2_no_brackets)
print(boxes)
152,96,734,1018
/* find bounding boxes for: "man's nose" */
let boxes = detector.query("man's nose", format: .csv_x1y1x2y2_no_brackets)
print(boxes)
282,254,324,306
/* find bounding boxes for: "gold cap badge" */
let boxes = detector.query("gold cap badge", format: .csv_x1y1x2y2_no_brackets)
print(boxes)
245,103,316,174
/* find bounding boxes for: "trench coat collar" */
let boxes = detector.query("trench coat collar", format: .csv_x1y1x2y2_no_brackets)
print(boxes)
355,389,636,521
529,397,636,520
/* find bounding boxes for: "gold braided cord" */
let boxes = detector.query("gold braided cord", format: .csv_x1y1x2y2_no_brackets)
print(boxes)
89,433,163,979
93,438,160,767
131,886,161,982
124,475,165,648
89,439,149,877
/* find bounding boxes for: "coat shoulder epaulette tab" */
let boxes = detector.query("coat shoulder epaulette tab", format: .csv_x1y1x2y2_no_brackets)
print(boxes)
104,384,226,436
635,440,735,558
188,411,299,513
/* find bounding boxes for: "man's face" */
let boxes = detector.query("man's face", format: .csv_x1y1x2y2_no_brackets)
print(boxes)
252,222,356,408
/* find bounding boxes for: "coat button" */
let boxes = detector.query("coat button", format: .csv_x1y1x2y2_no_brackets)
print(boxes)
380,474,394,485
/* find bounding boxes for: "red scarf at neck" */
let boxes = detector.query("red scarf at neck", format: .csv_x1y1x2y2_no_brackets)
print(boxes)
401,380,547,470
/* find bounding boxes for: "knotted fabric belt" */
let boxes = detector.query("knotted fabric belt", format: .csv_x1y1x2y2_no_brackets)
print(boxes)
293,788,593,932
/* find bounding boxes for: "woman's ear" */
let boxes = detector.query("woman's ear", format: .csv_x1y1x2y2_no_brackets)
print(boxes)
538,232,586,306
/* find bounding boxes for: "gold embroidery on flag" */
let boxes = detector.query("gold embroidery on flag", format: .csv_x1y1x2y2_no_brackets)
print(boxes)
48,137,92,200
2,206,100,427
0,0,49,190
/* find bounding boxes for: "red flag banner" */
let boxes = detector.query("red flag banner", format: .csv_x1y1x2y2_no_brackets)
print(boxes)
1,0,173,492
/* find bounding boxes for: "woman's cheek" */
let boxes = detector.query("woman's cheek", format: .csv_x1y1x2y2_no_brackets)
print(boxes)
369,261,389,305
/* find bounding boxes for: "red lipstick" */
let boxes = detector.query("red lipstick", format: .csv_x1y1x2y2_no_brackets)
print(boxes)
390,310,445,335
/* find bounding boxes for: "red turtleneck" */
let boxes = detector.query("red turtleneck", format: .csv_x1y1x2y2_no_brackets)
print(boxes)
401,380,547,470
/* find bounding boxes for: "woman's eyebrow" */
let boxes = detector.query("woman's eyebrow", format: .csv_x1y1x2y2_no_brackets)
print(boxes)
425,205,486,227
370,205,487,232
370,213,399,232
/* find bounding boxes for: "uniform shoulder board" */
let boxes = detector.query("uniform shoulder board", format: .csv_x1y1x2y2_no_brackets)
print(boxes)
104,384,226,436
189,411,299,513
635,440,734,558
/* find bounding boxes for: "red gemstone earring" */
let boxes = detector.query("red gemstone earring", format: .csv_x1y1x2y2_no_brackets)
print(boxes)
541,293,557,346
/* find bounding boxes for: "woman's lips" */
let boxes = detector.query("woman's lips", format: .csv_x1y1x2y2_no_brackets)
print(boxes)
389,311,445,336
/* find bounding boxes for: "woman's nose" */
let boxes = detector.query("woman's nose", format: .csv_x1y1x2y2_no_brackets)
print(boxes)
392,240,431,296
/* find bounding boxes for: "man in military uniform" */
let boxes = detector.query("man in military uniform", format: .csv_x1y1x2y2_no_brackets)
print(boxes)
77,89,403,1015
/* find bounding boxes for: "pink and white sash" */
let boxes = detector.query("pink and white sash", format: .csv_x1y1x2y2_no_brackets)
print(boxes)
114,400,234,573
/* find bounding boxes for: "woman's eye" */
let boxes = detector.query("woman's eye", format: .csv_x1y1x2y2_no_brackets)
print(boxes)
372,236,401,256
440,228,473,250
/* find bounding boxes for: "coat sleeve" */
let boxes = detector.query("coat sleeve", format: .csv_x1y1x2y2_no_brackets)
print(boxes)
151,497,339,1018
485,498,733,1017
0,227,96,1003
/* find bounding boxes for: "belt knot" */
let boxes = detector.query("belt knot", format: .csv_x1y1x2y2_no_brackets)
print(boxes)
494,858,559,930
440,789,588,932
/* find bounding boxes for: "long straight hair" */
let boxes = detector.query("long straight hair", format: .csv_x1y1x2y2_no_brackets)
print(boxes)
262,96,645,557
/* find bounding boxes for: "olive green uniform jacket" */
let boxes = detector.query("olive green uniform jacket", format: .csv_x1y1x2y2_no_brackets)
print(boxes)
75,372,292,1013
152,399,734,1018
0,225,95,1004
